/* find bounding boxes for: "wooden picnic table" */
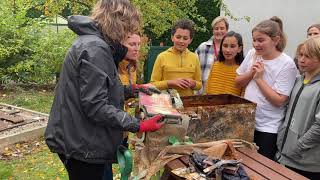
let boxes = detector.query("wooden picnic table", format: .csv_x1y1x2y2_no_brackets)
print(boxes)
161,147,308,180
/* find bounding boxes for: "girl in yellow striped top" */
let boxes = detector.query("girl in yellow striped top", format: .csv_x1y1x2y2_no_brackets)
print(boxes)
206,31,244,96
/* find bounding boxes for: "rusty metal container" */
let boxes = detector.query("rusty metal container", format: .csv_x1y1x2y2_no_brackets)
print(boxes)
180,94,256,143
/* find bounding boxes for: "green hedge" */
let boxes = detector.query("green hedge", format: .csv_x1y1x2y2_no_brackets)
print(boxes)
0,1,76,86
144,0,220,51
0,0,220,86
5,29,76,85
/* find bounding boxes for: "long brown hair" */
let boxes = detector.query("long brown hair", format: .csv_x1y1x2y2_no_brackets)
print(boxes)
91,0,141,43
252,16,287,52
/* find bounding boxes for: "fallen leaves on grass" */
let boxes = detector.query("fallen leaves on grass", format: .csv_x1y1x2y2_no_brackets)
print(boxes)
0,139,46,160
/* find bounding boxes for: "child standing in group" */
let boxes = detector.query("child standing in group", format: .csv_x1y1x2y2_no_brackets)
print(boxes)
150,19,202,96
276,35,320,180
206,31,244,96
196,16,229,94
235,16,298,160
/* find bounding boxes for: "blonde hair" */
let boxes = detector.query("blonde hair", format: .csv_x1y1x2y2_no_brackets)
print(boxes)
211,16,229,30
90,0,141,43
303,35,320,61
252,16,287,52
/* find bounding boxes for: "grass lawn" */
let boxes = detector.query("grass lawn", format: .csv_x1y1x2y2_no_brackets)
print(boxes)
0,142,68,179
0,89,68,179
0,89,54,114
0,89,124,179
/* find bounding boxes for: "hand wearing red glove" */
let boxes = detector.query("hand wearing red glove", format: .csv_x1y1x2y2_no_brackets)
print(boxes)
139,115,164,132
132,84,161,95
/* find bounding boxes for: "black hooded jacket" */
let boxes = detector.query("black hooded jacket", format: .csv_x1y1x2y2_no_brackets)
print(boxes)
45,15,140,163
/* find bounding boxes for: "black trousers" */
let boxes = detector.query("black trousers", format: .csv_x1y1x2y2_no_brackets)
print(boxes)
287,166,320,180
254,130,277,160
58,154,106,180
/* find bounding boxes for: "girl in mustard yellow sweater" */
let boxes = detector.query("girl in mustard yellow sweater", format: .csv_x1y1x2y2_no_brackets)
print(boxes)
150,19,202,96
206,31,244,96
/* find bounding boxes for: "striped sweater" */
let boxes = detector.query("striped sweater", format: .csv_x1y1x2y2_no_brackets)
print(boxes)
205,61,242,96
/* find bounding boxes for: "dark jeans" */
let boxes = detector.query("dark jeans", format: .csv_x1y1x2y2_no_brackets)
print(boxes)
103,137,128,180
287,166,320,180
103,163,113,180
58,154,106,180
254,130,277,160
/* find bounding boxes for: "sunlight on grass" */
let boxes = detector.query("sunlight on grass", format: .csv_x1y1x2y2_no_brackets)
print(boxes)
0,145,68,180
0,90,124,179
0,89,67,179
0,90,54,114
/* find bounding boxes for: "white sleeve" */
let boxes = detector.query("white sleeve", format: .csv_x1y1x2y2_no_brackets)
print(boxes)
273,64,298,96
236,49,254,75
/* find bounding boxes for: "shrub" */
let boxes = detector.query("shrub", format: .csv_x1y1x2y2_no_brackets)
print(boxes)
0,1,76,86
0,1,43,68
6,29,76,85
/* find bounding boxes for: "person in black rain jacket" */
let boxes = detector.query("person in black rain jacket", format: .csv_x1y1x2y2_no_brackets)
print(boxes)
44,1,163,179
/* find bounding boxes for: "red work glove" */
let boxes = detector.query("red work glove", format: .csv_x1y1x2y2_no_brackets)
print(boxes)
132,84,161,95
139,115,164,132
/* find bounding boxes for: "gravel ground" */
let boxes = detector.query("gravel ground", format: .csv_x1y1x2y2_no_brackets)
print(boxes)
0,119,47,137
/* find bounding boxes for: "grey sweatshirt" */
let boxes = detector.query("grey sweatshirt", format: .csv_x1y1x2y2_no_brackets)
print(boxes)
276,74,320,172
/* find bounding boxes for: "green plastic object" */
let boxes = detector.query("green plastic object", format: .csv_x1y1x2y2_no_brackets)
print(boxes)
169,136,193,146
168,136,180,146
117,145,133,180
184,136,193,145
144,46,170,83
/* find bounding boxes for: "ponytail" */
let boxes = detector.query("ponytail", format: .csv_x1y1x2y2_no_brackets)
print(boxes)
270,16,287,52
252,16,287,52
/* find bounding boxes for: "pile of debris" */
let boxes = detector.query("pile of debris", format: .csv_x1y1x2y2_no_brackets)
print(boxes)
130,91,257,179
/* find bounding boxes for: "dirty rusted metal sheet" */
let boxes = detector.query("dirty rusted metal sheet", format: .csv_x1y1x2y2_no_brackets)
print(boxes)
0,111,25,131
0,104,46,132
180,94,256,143
0,103,49,152
0,111,24,124
0,121,9,131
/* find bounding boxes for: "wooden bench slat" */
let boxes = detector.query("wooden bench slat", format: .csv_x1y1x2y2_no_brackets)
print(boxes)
237,148,308,180
237,150,289,180
165,158,188,180
241,165,268,180
166,158,186,171
180,156,189,165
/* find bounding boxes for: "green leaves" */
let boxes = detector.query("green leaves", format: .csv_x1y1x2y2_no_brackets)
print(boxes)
32,0,95,17
0,1,33,67
0,1,44,86
0,0,230,85
0,0,76,85
132,0,207,37
6,29,76,85
213,0,251,22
